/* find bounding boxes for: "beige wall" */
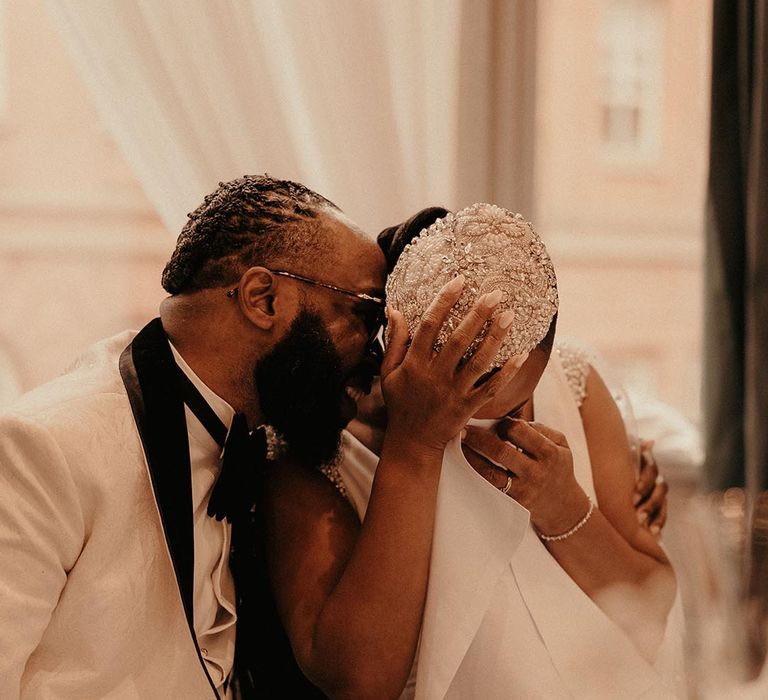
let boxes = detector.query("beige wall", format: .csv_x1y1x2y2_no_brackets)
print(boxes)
535,0,710,237
0,0,170,401
534,0,711,422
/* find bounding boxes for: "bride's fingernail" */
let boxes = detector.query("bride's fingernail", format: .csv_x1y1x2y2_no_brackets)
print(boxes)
446,275,465,293
483,289,503,308
513,352,529,368
460,428,467,440
498,310,515,329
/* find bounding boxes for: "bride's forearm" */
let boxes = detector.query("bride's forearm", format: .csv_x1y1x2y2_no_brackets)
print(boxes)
542,507,676,663
562,366,678,661
283,439,443,699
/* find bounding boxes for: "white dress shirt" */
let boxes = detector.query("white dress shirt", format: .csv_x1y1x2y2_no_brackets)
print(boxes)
170,344,237,697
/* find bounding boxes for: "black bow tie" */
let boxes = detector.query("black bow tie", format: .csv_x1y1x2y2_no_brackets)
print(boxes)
175,365,266,523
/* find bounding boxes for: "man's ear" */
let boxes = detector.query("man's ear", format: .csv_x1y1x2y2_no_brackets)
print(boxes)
236,267,278,330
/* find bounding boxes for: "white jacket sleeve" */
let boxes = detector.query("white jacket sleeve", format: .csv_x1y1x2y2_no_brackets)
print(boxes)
0,415,85,697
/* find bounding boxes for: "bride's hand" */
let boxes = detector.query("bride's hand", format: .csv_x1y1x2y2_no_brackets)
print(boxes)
462,419,589,535
380,276,527,456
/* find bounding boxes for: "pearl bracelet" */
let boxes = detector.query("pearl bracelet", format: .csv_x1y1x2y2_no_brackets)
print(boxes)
537,497,594,542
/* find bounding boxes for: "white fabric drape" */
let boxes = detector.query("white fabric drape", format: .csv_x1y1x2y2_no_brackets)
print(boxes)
43,0,473,236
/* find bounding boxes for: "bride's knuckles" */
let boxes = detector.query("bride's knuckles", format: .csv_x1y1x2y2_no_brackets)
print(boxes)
441,290,503,362
380,308,409,378
527,421,568,448
463,427,527,473
409,276,465,356
498,419,550,457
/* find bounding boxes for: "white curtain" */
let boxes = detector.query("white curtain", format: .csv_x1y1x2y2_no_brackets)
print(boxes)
43,0,478,236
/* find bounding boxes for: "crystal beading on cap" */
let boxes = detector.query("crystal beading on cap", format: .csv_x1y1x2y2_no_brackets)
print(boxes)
385,203,559,370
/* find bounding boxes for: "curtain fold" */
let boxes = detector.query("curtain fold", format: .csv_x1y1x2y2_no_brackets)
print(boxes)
43,0,484,236
704,0,768,492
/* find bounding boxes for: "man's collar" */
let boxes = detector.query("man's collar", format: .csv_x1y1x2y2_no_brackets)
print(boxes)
168,341,236,433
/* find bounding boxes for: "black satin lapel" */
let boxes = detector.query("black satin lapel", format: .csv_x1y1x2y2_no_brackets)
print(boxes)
120,318,195,627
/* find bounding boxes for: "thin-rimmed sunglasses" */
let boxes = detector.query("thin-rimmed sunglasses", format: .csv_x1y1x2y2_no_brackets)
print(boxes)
226,269,386,348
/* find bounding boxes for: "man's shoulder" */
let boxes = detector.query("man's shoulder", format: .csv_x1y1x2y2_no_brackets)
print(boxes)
5,329,139,430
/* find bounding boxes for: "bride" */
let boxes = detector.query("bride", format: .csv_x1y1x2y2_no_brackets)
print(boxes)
262,204,684,699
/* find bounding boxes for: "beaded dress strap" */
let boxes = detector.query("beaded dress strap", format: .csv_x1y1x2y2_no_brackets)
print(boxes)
318,463,349,499
555,341,593,408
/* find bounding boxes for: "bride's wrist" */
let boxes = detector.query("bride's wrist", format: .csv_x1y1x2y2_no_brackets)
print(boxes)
380,427,446,465
532,489,592,539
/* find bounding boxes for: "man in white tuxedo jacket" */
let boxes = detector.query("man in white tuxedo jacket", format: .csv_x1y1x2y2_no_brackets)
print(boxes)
0,175,388,699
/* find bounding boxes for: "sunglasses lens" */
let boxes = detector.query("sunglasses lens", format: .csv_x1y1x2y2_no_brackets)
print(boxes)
367,332,385,359
365,307,385,357
360,304,384,337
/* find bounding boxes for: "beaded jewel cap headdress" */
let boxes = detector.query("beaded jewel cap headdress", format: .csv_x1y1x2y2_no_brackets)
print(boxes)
385,203,559,369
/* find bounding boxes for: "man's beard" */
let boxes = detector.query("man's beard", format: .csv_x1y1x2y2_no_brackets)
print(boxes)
254,309,348,468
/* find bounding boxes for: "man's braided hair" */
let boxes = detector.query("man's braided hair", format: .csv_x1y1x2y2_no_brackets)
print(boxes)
161,174,340,294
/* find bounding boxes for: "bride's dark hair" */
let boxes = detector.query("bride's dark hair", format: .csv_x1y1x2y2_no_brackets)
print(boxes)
376,206,450,272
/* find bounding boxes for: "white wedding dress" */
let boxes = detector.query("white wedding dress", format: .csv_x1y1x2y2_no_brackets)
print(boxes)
332,346,687,699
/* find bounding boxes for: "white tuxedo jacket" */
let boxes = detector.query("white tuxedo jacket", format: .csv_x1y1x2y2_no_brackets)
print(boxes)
0,322,222,698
